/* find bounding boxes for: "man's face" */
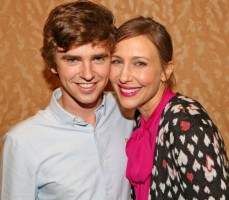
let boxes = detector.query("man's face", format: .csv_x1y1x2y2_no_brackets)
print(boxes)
52,43,110,111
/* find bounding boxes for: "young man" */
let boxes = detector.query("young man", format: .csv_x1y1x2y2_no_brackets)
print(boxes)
0,1,134,199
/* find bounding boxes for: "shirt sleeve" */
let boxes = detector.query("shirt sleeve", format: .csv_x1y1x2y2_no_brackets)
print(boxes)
0,135,37,200
170,100,229,199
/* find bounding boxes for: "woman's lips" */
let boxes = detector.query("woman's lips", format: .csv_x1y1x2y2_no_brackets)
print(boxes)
118,85,140,97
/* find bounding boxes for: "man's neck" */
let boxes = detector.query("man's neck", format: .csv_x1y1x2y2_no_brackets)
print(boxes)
58,93,103,126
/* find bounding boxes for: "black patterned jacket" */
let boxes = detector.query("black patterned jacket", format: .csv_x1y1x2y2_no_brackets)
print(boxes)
132,93,229,200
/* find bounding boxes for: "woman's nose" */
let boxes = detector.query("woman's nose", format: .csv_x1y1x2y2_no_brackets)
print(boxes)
119,66,132,83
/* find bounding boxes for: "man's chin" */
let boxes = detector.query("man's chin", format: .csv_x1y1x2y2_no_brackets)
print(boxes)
76,95,103,109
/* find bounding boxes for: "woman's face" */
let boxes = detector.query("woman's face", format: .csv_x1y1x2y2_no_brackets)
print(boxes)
110,35,171,118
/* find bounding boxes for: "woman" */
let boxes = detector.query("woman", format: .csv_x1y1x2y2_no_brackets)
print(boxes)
110,16,229,200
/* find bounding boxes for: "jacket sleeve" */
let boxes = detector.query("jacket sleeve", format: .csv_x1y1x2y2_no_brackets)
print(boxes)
0,135,37,200
170,100,229,199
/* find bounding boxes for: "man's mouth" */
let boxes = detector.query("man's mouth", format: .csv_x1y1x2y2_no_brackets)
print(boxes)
79,83,95,89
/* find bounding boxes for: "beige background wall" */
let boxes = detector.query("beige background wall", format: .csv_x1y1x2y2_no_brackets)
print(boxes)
0,0,228,155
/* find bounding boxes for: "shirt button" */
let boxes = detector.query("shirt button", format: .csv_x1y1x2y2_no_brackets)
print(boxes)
100,159,104,166
106,188,112,196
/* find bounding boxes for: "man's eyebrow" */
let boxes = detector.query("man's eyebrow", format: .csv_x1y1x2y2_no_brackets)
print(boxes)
92,53,110,58
62,55,81,60
60,53,110,60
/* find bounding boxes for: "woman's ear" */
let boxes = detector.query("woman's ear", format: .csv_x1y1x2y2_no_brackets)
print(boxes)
161,61,174,82
50,67,58,74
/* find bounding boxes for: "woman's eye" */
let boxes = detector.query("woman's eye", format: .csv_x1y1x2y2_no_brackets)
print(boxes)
135,61,147,66
111,59,122,65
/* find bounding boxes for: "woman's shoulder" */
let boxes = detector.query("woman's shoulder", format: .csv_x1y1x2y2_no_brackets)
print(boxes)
168,93,204,108
165,93,209,118
162,93,218,132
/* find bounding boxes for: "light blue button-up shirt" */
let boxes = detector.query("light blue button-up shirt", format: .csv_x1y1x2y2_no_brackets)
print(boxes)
1,88,134,200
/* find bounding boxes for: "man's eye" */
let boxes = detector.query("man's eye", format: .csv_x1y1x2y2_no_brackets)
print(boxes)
94,56,105,63
66,58,77,63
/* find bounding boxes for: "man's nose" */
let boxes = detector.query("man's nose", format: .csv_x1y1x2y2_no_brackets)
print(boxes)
80,63,94,81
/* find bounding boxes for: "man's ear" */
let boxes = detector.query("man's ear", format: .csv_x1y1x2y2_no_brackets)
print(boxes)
161,61,174,82
50,67,58,74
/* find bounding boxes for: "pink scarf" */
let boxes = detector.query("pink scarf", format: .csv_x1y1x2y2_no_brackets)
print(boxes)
126,88,175,200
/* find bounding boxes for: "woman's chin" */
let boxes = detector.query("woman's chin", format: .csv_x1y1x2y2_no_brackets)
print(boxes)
118,99,137,110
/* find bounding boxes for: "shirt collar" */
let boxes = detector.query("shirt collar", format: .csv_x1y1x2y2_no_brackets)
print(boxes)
49,88,106,126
